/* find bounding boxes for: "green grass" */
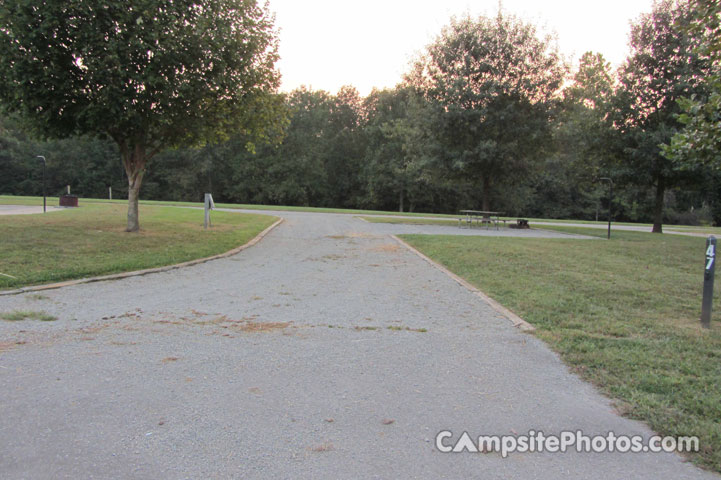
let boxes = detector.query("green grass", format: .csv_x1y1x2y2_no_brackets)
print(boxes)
359,214,651,228
0,195,461,218
535,225,631,238
1,310,57,321
361,214,721,235
401,228,721,472
0,202,277,290
666,225,721,235
6,195,720,232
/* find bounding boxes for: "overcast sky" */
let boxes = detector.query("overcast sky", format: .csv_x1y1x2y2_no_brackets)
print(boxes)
269,0,655,96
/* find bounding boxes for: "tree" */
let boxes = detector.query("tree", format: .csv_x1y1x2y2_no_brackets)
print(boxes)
408,13,565,211
323,86,367,208
533,52,616,220
611,0,710,233
362,86,434,212
0,0,283,231
663,0,721,172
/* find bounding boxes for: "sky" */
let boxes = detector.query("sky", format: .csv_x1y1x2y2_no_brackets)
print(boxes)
270,0,655,96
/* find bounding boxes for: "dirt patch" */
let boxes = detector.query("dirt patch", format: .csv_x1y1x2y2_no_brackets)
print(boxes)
309,442,334,452
346,232,380,238
191,312,291,333
326,232,381,240
236,321,290,333
0,341,18,352
371,243,400,253
110,309,292,335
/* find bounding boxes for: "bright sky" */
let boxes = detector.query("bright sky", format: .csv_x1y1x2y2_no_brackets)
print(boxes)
270,0,655,96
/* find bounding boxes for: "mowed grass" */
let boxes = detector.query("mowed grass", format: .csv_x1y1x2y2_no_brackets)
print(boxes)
12,194,718,230
361,214,721,233
0,203,277,290
401,228,721,471
0,195,461,218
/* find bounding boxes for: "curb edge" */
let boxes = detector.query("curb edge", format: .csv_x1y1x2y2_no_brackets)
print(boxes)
391,234,536,332
1,217,284,296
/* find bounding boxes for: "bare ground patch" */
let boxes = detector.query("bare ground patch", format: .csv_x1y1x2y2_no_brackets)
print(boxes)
325,232,382,240
236,320,291,332
370,243,401,253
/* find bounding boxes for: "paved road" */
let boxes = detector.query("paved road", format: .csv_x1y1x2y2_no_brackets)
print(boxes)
529,221,712,237
0,211,715,479
0,205,63,215
360,213,715,237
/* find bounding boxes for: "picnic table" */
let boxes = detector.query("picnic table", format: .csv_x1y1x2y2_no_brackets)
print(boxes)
458,210,506,230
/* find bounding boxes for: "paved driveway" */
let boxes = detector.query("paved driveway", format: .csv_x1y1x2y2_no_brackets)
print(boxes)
0,205,62,215
0,211,716,479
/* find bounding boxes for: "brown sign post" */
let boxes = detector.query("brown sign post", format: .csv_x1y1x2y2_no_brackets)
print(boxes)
702,236,716,329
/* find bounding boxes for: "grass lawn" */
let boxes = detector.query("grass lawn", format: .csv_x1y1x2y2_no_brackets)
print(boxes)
665,226,721,235
0,202,277,290
6,195,720,233
360,214,721,233
0,195,462,218
401,227,721,472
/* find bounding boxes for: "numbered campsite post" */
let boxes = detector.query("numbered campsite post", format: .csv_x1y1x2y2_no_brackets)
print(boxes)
204,193,215,229
702,236,716,328
204,193,211,229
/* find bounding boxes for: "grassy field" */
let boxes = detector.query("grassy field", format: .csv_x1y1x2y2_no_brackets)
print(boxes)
359,214,631,226
10,194,720,231
401,227,721,471
0,195,462,218
359,214,721,234
0,202,277,290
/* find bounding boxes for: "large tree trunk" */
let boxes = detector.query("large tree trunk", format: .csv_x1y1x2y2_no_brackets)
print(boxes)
126,172,143,232
652,176,665,234
121,142,147,233
481,175,491,212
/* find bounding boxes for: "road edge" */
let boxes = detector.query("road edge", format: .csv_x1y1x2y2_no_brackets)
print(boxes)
391,234,536,332
0,217,284,296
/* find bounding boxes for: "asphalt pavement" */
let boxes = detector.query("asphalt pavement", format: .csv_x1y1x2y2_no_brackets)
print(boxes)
0,210,716,479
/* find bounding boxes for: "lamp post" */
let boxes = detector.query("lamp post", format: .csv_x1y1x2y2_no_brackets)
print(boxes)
37,155,46,213
599,177,613,240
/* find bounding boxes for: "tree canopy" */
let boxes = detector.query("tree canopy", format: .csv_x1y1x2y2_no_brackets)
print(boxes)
1,3,719,228
0,0,283,231
408,13,565,211
663,0,721,172
610,0,711,232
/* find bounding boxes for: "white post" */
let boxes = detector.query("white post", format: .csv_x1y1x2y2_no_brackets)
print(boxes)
109,186,112,200
204,193,211,229
67,185,70,194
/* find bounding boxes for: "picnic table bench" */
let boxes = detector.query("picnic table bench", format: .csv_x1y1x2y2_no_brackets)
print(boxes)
458,211,529,230
458,210,505,230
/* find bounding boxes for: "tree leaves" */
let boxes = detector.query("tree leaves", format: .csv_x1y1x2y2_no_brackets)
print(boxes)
410,12,565,209
0,0,281,149
663,0,721,171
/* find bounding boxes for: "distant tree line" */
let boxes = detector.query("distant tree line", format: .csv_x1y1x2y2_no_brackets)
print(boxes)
1,0,719,228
